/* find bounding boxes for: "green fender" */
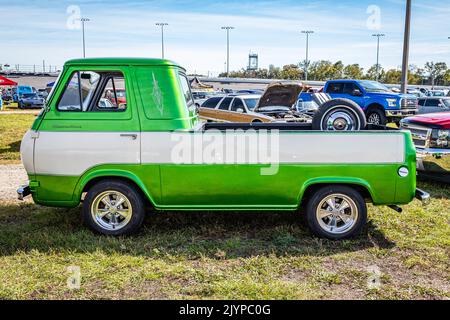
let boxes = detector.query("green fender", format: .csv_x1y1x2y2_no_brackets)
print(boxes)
74,167,159,207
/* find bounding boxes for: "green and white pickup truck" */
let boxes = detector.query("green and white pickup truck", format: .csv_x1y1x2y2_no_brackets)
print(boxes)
18,58,429,240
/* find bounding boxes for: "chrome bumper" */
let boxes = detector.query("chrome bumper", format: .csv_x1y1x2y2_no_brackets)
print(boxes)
17,185,31,201
415,188,430,204
385,109,417,117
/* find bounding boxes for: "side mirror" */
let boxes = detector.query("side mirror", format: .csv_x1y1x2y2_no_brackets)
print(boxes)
352,89,363,96
236,108,244,113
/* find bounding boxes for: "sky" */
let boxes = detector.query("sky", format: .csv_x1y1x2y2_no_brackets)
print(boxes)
1,0,450,76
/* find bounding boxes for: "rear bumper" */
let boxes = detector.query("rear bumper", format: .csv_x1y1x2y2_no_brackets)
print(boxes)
415,188,430,204
17,185,31,201
385,109,417,118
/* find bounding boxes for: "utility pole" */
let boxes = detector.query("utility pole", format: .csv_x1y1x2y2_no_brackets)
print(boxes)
79,18,90,58
372,34,385,81
400,0,412,93
156,23,169,59
301,30,314,81
221,26,235,77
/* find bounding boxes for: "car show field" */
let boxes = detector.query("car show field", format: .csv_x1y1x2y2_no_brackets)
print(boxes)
0,112,449,299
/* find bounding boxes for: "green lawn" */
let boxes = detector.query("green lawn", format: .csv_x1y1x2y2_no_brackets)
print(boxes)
0,113,448,300
0,113,36,164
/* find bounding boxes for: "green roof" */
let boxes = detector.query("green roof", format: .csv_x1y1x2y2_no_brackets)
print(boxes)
65,57,183,69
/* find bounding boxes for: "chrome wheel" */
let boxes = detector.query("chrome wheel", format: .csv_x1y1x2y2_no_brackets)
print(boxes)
315,194,358,235
367,112,381,124
321,107,359,131
91,191,133,231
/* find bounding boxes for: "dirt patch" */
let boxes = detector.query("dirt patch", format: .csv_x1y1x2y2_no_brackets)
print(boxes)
0,164,29,201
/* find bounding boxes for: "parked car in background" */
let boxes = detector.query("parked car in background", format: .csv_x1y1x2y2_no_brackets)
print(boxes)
418,97,450,114
198,94,273,123
324,80,418,125
18,92,45,109
427,90,446,97
407,88,425,98
400,112,450,183
37,89,49,99
13,85,35,102
192,91,221,108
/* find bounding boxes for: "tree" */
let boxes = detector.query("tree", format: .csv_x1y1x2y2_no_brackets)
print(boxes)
280,64,303,80
343,64,364,79
383,69,402,84
365,64,385,81
425,62,447,86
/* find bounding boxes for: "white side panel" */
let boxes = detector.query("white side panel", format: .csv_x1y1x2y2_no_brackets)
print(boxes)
20,130,35,175
141,132,405,164
34,132,140,176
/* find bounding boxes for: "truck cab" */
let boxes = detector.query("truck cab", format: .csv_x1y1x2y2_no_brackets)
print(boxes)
18,58,427,240
323,80,418,125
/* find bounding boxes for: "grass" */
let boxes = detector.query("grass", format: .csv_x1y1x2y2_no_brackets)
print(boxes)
0,113,448,300
0,113,36,164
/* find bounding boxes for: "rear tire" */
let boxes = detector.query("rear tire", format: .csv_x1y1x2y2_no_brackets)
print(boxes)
312,98,367,131
305,185,367,240
82,179,146,236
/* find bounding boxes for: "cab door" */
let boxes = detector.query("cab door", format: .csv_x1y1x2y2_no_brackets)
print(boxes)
34,67,141,201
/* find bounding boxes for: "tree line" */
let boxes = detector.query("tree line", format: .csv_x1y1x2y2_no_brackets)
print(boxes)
219,60,450,86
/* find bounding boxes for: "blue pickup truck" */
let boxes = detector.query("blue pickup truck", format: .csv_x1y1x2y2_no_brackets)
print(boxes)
300,80,418,125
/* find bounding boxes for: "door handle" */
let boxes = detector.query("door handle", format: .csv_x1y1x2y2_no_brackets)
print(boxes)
120,134,138,140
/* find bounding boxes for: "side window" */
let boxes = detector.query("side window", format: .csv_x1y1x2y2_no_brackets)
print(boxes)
418,99,426,106
218,97,233,110
326,83,344,94
343,83,356,95
57,71,101,112
57,72,82,111
97,76,127,111
425,99,439,107
202,97,222,108
230,98,245,112
179,74,194,107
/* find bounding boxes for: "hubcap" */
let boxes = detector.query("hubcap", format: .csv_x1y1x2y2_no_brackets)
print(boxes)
315,194,358,235
321,107,359,131
91,191,133,231
367,113,380,124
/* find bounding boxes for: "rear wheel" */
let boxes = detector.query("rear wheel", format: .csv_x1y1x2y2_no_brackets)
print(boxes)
82,180,146,236
305,185,367,240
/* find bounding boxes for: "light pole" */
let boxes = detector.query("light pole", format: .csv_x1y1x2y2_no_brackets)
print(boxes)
156,23,169,59
221,26,234,77
400,0,412,93
79,18,90,58
372,34,385,81
301,30,314,81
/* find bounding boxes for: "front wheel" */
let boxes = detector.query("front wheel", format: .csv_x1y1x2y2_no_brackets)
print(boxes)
305,185,367,240
82,180,146,236
366,109,387,125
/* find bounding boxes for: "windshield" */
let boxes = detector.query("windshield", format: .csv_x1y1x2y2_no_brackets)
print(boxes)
243,98,259,110
358,80,391,93
22,93,38,98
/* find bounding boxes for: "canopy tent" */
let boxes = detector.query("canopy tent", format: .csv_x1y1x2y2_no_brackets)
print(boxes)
0,75,18,86
190,77,213,90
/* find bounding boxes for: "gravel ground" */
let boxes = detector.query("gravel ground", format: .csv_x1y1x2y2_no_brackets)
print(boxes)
0,164,29,201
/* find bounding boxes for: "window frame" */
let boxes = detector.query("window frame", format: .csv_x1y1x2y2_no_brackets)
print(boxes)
56,70,128,113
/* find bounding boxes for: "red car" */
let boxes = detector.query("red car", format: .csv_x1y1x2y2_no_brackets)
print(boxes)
400,112,450,183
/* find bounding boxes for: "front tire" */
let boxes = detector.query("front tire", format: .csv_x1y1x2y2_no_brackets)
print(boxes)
305,185,367,240
366,108,387,125
82,180,146,236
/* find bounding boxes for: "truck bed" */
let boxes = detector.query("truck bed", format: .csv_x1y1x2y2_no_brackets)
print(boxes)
202,122,397,132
